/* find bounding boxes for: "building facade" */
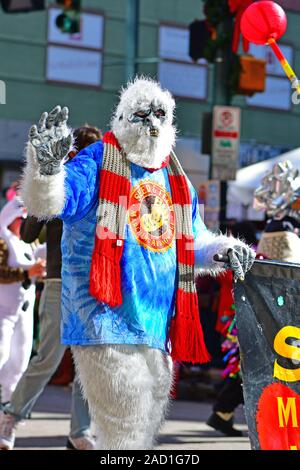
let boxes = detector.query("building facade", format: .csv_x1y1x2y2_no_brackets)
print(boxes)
0,0,299,203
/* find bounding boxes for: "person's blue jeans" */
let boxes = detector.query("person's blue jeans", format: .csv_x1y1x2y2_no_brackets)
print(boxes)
6,280,91,438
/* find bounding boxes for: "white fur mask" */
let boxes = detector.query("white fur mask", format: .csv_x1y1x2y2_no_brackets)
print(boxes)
111,78,176,169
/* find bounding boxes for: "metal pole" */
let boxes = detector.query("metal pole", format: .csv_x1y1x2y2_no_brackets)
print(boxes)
212,6,233,231
215,41,230,231
125,0,140,81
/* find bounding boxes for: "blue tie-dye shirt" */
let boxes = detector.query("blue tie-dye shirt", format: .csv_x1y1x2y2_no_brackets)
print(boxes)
60,140,207,351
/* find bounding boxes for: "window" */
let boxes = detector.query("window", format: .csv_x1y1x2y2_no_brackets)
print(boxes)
46,7,104,88
158,24,208,101
246,43,294,111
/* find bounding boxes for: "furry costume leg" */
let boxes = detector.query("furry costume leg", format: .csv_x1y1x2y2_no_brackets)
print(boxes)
142,348,173,448
72,344,173,450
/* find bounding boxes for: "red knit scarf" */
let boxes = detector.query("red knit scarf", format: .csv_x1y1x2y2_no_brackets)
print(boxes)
89,132,210,364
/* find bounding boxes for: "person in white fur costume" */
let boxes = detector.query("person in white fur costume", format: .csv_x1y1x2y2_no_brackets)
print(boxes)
0,197,45,405
19,77,255,450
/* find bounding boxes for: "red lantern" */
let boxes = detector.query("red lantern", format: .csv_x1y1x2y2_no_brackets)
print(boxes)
241,1,287,45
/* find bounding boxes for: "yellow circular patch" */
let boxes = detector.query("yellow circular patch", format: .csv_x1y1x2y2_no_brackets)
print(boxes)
128,180,175,252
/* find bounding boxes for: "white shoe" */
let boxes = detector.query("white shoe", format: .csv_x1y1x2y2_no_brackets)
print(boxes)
0,411,16,450
66,434,95,450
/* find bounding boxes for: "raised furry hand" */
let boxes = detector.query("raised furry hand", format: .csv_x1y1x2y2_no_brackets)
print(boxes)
29,105,72,176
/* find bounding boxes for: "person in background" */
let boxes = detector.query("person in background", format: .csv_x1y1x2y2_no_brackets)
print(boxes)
0,197,45,407
206,221,258,437
0,125,102,451
5,182,19,202
254,161,300,263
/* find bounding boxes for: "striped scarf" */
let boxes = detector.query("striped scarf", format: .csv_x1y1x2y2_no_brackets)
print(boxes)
90,131,210,364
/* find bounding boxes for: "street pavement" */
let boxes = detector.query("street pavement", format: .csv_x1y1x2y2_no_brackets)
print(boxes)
12,384,250,450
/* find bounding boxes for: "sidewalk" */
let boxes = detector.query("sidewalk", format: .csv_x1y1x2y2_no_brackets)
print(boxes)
12,385,250,450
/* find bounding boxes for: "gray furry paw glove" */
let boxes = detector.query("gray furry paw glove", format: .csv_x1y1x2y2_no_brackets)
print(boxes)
225,244,256,282
29,105,72,176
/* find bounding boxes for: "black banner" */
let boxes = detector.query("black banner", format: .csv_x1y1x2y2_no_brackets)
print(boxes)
234,260,300,450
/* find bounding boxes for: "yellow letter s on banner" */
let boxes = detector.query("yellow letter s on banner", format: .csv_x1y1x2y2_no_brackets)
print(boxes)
274,326,300,382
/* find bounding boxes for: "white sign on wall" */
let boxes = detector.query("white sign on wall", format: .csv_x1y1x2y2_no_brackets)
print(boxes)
246,44,294,111
158,24,208,100
48,8,104,50
47,46,102,87
246,76,291,111
159,25,193,63
46,7,104,88
212,106,241,180
158,62,207,100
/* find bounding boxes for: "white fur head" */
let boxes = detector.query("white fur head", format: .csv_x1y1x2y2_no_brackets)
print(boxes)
111,77,176,169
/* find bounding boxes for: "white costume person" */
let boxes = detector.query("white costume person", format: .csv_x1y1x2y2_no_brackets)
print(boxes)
0,198,40,403
20,78,255,449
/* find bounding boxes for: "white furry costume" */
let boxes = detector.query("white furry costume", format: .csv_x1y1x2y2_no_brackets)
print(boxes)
20,78,254,449
0,198,37,403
